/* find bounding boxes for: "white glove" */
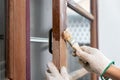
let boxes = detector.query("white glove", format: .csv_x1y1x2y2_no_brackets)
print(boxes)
46,62,69,80
76,46,112,75
46,62,90,80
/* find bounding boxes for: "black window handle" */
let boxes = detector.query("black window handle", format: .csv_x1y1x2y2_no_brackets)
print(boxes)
49,29,52,53
0,35,4,39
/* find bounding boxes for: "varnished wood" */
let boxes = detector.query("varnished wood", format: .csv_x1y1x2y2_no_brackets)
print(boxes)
6,0,29,80
91,0,99,80
52,0,98,80
67,0,94,21
52,0,67,70
26,0,30,80
5,0,98,80
6,0,10,78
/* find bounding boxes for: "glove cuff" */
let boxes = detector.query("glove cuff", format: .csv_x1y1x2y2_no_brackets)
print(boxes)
100,61,115,80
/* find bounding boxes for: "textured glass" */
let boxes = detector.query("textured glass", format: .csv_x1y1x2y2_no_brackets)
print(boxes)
67,0,91,79
67,8,91,45
68,15,90,45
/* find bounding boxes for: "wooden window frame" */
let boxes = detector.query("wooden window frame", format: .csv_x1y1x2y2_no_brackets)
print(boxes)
6,0,98,80
52,0,67,70
52,0,98,80
90,0,99,79
6,0,30,80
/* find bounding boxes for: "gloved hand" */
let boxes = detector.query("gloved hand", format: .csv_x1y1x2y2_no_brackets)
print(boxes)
46,62,90,80
46,62,69,80
76,46,112,75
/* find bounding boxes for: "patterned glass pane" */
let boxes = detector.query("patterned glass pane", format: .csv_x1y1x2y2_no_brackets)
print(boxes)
67,0,91,79
68,14,90,45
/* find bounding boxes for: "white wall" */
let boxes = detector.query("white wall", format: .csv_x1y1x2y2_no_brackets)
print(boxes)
98,0,120,67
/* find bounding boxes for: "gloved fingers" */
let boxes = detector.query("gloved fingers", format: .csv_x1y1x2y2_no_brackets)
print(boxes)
72,50,77,57
72,45,84,56
60,66,69,80
76,50,90,61
78,58,86,66
80,46,95,54
79,58,90,67
45,71,54,80
69,68,89,80
47,62,59,76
